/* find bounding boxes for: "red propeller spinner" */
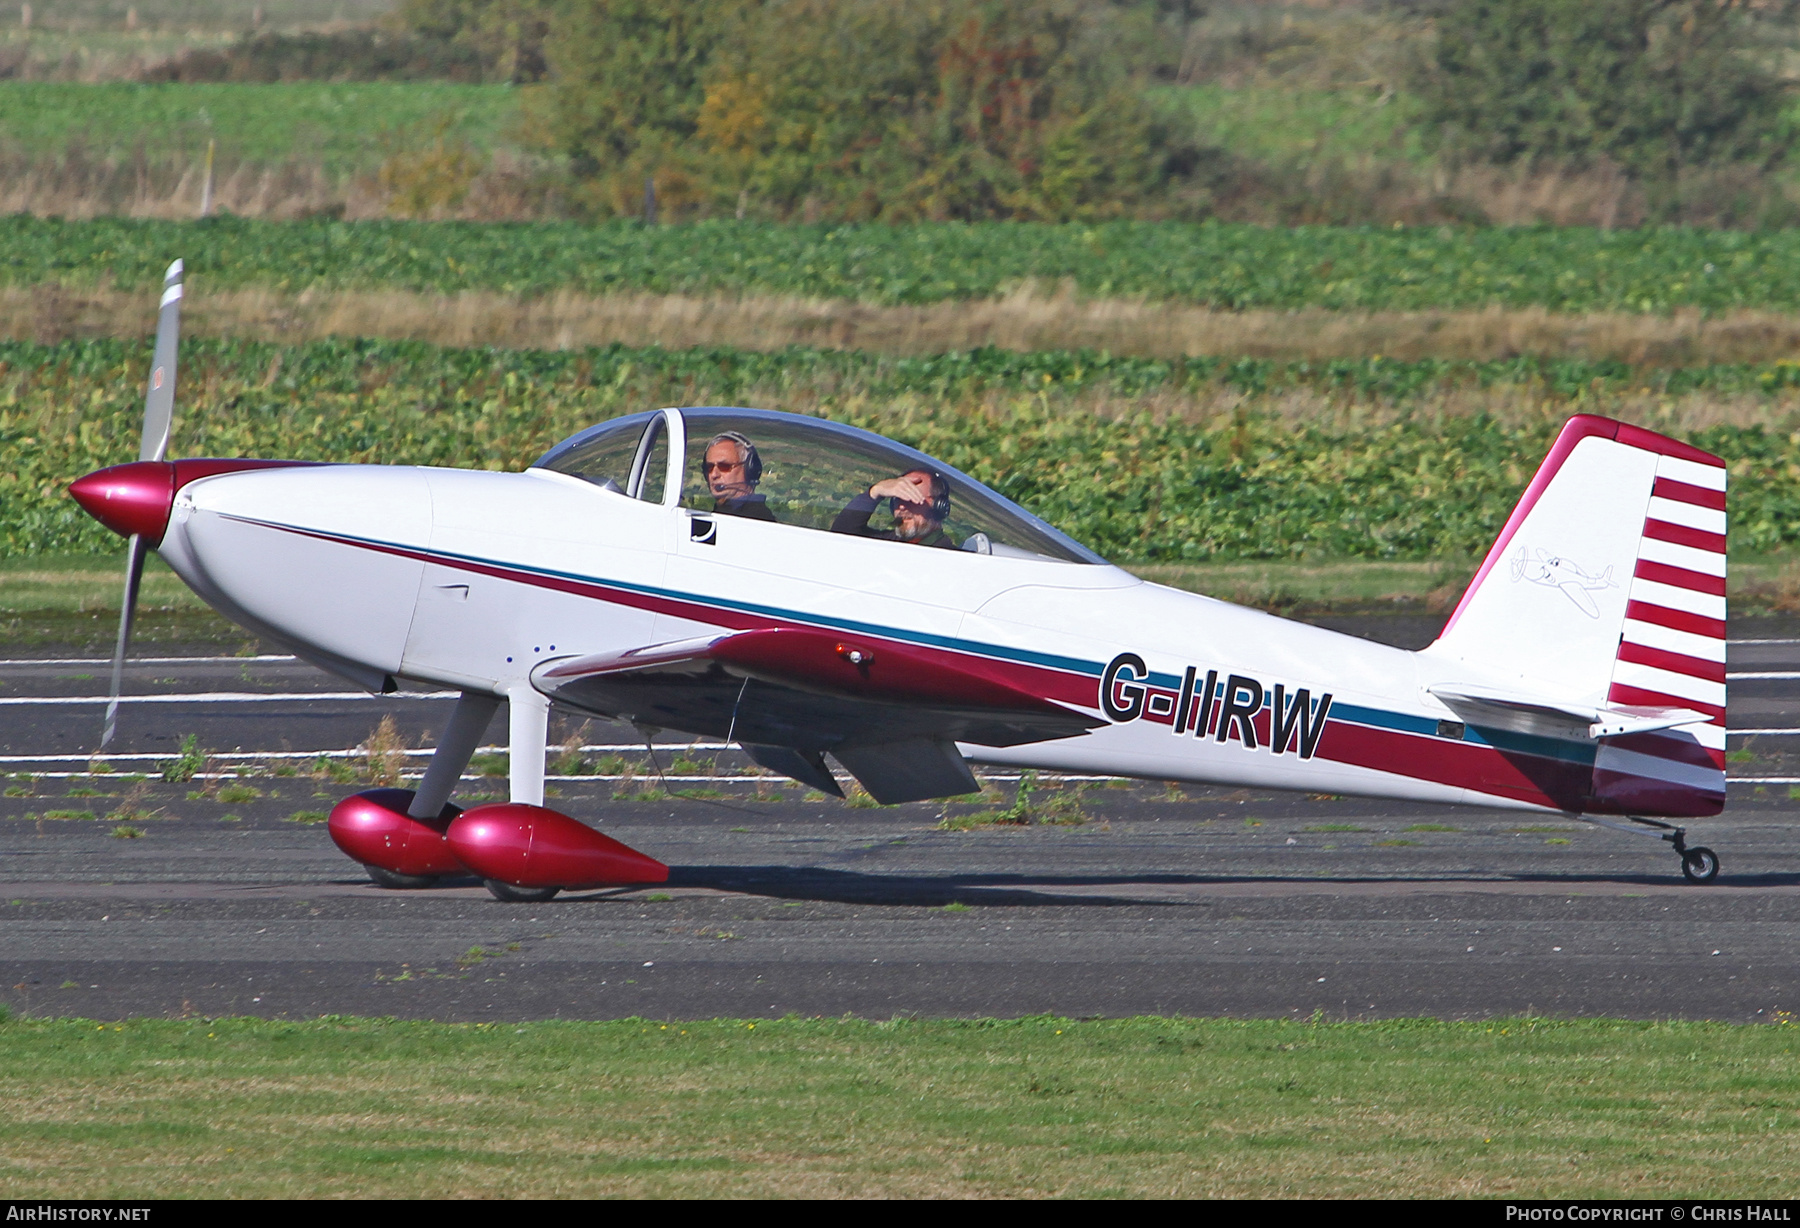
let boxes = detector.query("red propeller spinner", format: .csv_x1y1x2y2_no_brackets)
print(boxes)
70,458,316,546
69,461,177,545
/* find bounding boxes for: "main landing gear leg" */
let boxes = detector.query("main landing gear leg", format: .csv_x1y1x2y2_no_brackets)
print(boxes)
506,684,548,808
481,684,560,903
407,691,500,821
1577,813,1720,884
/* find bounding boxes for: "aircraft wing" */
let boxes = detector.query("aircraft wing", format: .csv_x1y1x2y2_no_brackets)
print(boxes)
532,628,1103,804
1427,684,1712,741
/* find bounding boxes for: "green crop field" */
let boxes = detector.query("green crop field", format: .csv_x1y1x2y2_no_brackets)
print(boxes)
3,1012,1800,1198
12,214,1800,311
1159,84,1428,166
8,336,1800,563
0,82,520,175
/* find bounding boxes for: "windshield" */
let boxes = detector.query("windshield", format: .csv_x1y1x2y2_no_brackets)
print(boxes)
536,407,1103,564
678,408,1101,563
532,411,666,500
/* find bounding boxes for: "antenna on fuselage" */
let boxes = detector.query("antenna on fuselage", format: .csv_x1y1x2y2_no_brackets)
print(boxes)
100,258,183,749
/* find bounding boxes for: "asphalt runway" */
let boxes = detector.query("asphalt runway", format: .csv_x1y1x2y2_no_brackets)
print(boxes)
4,616,1800,1023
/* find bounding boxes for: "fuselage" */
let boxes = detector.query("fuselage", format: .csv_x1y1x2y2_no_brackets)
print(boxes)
148,460,1695,818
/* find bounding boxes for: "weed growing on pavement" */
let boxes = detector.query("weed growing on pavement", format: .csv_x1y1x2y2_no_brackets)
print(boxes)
362,715,407,788
161,734,206,784
938,772,1088,830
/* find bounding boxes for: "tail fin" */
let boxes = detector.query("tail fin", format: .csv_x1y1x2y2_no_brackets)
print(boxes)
1428,414,1726,815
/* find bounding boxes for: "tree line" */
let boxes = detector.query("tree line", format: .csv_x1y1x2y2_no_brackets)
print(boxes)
160,0,1800,225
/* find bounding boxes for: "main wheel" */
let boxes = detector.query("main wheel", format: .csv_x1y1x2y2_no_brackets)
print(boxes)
484,878,561,903
1681,846,1720,884
365,865,439,889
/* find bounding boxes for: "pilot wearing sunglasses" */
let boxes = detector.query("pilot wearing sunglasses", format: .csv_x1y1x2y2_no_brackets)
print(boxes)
700,431,776,521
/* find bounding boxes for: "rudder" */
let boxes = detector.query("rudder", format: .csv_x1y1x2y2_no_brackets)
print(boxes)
1428,414,1726,815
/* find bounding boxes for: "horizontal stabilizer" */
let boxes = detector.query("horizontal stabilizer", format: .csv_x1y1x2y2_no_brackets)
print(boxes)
1428,684,1711,742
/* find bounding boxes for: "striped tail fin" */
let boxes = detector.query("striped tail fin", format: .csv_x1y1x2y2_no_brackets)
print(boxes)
1427,415,1726,817
1594,446,1727,815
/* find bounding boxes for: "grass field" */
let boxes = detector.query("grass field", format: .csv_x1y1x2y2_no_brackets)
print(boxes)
0,553,233,648
1160,83,1427,166
2,1012,1798,1197
11,336,1800,562
0,82,518,173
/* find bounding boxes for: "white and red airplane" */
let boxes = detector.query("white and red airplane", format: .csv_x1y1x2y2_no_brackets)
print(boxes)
68,262,1730,900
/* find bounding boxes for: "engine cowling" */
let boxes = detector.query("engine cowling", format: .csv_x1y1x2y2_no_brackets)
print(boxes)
328,788,466,877
446,803,668,889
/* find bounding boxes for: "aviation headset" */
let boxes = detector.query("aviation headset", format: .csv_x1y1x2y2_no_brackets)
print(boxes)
704,431,763,485
901,470,951,521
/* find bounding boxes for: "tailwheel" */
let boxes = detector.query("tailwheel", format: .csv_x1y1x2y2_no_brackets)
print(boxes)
365,865,439,889
1681,846,1720,884
485,879,561,903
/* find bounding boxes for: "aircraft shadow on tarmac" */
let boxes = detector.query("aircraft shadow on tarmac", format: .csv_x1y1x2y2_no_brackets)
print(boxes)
359,865,1800,907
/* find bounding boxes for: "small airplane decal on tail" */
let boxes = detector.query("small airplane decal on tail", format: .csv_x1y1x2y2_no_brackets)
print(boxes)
1510,545,1615,618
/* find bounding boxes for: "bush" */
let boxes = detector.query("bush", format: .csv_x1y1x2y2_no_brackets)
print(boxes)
142,29,488,84
398,0,554,84
529,0,1207,221
1415,0,1794,204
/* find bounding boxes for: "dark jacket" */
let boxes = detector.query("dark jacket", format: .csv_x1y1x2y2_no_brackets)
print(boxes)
713,494,776,522
830,491,957,548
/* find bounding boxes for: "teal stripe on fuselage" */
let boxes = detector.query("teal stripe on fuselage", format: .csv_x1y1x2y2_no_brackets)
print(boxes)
316,524,1603,770
1330,702,1599,767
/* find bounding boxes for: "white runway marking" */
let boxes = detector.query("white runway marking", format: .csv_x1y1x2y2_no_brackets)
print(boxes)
0,744,735,764
0,655,298,668
0,691,453,706
1727,672,1800,681
10,771,1115,784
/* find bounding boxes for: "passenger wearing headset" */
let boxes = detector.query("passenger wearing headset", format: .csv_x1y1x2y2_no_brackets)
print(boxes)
831,468,958,548
701,431,776,521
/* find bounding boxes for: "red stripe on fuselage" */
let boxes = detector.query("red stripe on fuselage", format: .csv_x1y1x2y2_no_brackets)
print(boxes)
247,519,1106,710
1317,721,1585,812
242,518,1728,818
1316,721,1717,818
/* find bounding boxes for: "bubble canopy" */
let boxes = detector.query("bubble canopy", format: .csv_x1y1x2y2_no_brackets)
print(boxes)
534,407,1104,565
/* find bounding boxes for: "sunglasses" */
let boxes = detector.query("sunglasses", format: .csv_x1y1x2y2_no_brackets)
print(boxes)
702,459,744,474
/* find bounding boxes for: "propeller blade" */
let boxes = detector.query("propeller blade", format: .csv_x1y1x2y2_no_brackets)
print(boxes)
102,257,183,748
100,533,149,750
140,258,183,463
